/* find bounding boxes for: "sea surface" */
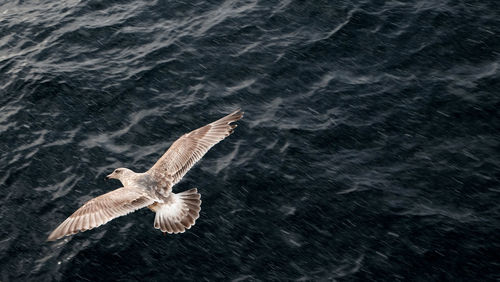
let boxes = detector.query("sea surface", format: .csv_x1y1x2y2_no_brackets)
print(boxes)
1,0,499,281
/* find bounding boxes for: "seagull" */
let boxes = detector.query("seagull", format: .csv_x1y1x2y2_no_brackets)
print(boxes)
47,109,243,241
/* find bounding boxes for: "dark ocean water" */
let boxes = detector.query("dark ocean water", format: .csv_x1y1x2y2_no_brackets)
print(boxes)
1,0,499,281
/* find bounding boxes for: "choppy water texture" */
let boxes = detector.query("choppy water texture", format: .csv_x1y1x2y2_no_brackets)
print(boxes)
1,0,499,281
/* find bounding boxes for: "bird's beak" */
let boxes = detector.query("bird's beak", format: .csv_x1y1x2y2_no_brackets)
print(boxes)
105,173,113,180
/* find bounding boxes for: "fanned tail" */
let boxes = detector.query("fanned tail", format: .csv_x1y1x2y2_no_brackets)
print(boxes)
152,188,201,234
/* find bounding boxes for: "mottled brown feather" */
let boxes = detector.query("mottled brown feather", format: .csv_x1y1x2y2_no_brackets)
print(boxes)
148,109,243,189
47,188,154,241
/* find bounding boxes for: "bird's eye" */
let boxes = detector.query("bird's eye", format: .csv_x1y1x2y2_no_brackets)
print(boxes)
115,169,121,173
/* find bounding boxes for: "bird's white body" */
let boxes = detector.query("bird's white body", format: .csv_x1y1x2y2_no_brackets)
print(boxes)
110,169,167,202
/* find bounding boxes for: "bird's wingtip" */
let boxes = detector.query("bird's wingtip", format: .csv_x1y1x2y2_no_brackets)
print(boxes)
230,108,244,119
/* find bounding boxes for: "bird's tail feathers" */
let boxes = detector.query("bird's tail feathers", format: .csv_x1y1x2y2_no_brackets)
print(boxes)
153,188,201,234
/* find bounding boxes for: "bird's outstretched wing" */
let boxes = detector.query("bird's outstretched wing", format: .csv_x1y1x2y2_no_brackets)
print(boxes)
148,109,243,189
47,187,154,241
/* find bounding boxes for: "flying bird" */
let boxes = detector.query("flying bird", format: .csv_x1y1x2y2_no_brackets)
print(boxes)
47,109,243,241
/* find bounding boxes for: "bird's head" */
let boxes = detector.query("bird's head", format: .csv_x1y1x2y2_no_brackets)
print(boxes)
106,168,132,181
